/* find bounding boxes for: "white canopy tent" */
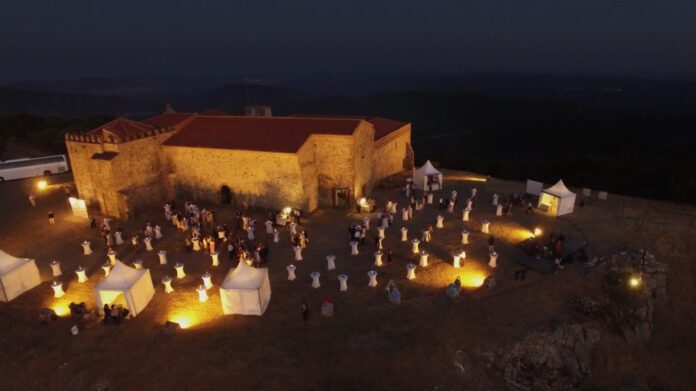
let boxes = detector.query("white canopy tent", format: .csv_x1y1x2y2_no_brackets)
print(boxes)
219,261,271,316
0,250,41,302
413,160,443,191
526,179,544,196
538,180,576,216
95,261,155,317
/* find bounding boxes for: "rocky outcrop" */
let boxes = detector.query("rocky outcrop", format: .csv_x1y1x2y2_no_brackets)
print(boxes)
483,323,601,390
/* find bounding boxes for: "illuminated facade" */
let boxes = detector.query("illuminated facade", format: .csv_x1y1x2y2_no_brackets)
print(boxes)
65,109,412,218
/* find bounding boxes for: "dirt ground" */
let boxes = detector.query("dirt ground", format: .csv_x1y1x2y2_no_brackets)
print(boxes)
0,170,694,390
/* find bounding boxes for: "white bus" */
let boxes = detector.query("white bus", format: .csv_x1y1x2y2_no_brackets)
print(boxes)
0,155,70,182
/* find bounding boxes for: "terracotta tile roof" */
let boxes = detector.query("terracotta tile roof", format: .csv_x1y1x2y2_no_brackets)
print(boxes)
367,117,409,140
141,112,196,128
200,109,229,116
163,116,363,153
85,117,154,140
289,115,408,140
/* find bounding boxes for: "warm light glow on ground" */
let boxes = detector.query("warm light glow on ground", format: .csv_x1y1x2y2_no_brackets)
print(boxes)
169,313,198,329
459,270,487,288
534,227,542,237
51,300,71,317
37,180,47,190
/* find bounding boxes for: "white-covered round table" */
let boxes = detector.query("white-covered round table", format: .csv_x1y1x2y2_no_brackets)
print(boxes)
202,272,213,289
115,231,124,245
294,245,303,261
144,237,154,251
462,209,470,221
162,276,174,293
411,238,420,254
50,260,62,277
402,208,409,221
436,215,444,228
374,251,383,267
289,222,297,235
175,263,186,279
102,261,112,276
197,285,208,302
286,264,297,281
350,241,359,255
496,204,503,216
338,274,349,291
406,263,417,280
461,230,470,244
192,238,201,251
265,220,274,234
273,229,280,243
377,226,385,239
419,251,429,267
427,193,434,204
82,241,92,255
400,227,408,242
211,252,219,267
133,259,143,269
492,194,499,206
367,270,378,287
326,255,336,270
488,252,498,268
452,253,461,268
155,225,163,239
362,216,370,230
311,272,321,288
481,220,490,234
75,266,88,283
51,280,65,298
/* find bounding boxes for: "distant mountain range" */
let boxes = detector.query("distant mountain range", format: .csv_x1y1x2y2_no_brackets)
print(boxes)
2,72,696,118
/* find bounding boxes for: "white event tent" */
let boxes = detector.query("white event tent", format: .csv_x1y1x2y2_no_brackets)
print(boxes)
0,250,41,302
220,261,271,316
538,180,576,216
413,160,443,191
95,261,155,317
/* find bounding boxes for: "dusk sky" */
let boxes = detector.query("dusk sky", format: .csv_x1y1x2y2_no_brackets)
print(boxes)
1,0,695,83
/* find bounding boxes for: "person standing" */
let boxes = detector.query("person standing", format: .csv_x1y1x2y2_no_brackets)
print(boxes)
488,236,495,253
28,194,36,207
48,211,55,224
301,301,309,323
386,247,393,264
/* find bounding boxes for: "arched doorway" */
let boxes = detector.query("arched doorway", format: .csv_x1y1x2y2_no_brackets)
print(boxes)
220,185,232,204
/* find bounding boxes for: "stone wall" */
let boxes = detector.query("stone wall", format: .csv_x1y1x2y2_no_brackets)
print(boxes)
296,141,319,211
65,131,175,219
163,146,307,211
373,124,412,181
311,134,357,206
65,140,107,205
352,121,375,198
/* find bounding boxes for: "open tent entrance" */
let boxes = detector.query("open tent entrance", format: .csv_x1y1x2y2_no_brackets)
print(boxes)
537,180,576,216
538,193,560,214
94,261,155,317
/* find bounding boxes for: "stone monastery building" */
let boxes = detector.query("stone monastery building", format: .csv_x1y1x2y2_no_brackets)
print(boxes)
65,109,413,219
